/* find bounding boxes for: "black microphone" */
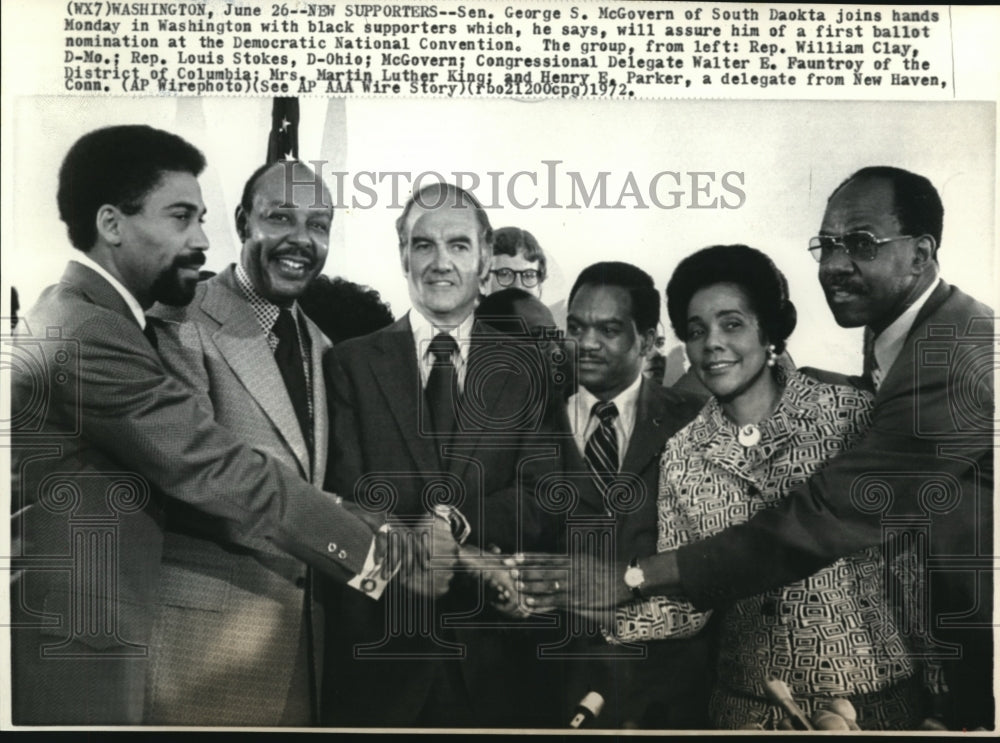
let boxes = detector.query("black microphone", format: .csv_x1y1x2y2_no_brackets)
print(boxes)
569,691,605,728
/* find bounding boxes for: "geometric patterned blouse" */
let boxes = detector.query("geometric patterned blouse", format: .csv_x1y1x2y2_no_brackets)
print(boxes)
613,371,929,729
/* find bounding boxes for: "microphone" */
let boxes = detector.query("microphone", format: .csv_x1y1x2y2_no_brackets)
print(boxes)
569,691,605,728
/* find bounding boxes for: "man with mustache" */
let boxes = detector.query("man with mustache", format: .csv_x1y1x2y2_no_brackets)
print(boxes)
10,128,405,725
322,183,564,727
145,160,378,725
559,262,706,728
521,167,995,730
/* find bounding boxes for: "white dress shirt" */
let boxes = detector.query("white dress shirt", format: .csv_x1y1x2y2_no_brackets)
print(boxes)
567,372,644,469
409,309,476,392
872,276,940,390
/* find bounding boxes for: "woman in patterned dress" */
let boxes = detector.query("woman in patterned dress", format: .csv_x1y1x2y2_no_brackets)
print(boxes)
611,244,935,729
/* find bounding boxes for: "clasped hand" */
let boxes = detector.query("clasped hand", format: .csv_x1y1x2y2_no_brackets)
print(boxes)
377,513,459,597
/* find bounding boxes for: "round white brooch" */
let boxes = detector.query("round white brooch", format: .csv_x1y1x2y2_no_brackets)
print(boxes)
737,423,761,447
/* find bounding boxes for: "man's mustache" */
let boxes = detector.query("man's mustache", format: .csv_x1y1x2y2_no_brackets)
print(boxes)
174,252,206,270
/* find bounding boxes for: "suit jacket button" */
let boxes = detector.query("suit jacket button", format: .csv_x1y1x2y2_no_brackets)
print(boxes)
338,550,347,559
327,542,338,552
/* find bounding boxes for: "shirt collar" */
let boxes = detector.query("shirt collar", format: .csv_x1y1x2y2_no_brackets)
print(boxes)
235,263,297,335
409,308,476,365
872,276,940,377
572,371,644,435
72,254,146,329
693,369,819,451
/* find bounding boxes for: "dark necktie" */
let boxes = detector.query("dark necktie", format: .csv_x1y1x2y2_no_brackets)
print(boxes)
142,320,158,350
426,332,458,436
862,327,881,392
584,401,619,493
273,308,312,453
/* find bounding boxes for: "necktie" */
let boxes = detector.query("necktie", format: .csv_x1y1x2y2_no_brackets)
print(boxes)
142,320,158,350
426,332,458,436
871,359,883,392
862,327,882,392
273,308,312,453
584,401,619,493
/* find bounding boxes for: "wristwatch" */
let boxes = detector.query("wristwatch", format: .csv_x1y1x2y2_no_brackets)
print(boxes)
623,557,645,599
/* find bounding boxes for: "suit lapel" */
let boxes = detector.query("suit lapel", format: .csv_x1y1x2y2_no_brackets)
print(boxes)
621,379,671,476
64,261,143,329
559,401,606,515
203,269,311,478
369,316,442,472
876,280,950,398
305,317,329,485
447,333,518,482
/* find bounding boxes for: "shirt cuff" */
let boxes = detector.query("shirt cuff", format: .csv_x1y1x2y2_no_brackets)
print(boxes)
432,504,471,545
346,523,398,600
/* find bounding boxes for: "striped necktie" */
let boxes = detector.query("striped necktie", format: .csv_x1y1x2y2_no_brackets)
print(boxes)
584,401,619,493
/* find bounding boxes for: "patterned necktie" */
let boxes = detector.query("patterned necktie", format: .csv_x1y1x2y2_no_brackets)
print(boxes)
426,332,458,436
584,401,619,493
273,308,312,453
862,327,883,392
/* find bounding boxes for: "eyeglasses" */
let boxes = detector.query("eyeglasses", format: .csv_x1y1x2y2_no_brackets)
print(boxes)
490,268,542,288
808,231,914,263
528,326,564,343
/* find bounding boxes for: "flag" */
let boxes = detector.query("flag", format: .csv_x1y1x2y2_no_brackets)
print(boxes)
266,97,299,164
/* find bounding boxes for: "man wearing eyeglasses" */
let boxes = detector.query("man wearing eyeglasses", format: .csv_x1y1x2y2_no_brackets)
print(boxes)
486,226,547,298
517,166,995,729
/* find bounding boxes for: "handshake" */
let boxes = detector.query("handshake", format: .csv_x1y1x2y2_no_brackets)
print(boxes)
374,513,611,619
376,509,527,609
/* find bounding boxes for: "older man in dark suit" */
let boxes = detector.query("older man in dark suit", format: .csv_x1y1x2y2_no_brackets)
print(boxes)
322,183,565,727
8,126,406,725
146,160,346,725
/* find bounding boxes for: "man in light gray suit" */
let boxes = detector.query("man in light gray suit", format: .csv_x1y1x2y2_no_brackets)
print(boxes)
10,127,407,727
148,160,349,725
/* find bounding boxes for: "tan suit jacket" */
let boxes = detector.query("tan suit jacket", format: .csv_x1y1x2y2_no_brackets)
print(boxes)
147,265,333,725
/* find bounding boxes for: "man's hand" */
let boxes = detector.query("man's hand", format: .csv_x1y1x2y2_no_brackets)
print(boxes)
459,545,532,618
506,552,631,613
390,513,459,598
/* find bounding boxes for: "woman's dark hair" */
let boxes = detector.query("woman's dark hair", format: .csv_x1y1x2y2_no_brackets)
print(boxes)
666,244,797,354
298,275,394,343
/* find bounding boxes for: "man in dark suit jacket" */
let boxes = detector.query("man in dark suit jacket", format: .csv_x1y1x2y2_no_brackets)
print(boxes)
526,167,995,730
145,161,344,725
553,262,706,728
322,183,565,727
8,126,396,725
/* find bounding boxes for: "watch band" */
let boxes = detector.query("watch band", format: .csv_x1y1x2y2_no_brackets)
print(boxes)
626,557,644,600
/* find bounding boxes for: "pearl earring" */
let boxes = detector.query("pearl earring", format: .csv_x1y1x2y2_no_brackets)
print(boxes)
766,344,777,367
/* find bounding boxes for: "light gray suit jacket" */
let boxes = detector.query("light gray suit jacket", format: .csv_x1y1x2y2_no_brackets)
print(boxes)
147,265,334,725
10,261,373,725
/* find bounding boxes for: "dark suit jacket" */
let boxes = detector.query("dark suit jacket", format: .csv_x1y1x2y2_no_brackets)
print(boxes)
9,262,376,725
559,378,710,728
321,314,566,727
675,280,994,729
145,265,334,725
